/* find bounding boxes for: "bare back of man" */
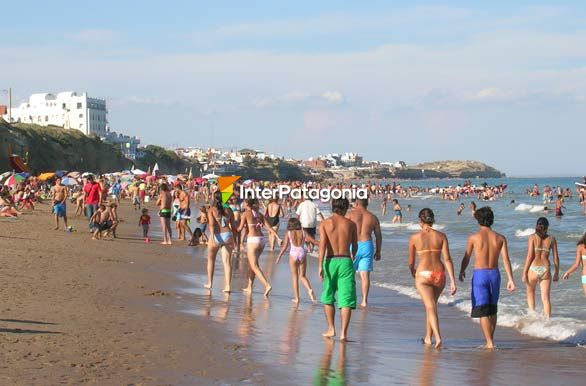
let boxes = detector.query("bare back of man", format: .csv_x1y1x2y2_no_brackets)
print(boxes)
319,198,358,342
459,207,515,349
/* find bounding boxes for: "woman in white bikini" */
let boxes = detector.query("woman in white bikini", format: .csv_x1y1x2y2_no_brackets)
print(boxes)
562,233,586,297
408,208,457,349
238,198,282,296
522,217,560,318
205,191,237,292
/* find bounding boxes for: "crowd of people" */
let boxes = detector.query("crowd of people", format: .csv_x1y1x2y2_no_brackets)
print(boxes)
3,172,586,349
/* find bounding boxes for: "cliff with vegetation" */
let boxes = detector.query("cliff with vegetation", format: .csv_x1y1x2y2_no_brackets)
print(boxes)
0,122,200,175
409,160,505,178
238,157,313,181
0,122,131,174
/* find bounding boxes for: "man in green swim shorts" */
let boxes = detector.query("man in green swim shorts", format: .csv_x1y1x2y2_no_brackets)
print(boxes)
156,183,173,245
318,198,358,342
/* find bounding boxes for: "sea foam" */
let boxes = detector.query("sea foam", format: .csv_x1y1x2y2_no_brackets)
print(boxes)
372,281,586,345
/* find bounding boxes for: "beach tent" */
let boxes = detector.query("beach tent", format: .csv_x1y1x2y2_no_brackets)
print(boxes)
0,171,11,183
60,177,80,186
4,174,25,187
38,172,56,181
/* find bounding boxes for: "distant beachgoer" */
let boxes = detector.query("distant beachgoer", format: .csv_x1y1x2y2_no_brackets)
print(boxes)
319,198,357,342
408,208,457,349
156,183,173,245
111,179,122,204
175,184,193,242
296,197,325,253
52,177,69,230
392,199,402,224
457,203,465,216
108,203,119,238
139,208,151,242
522,218,559,318
91,204,112,240
459,207,516,349
469,201,477,217
265,198,284,251
239,198,282,296
381,196,388,216
228,195,242,250
205,191,237,292
276,217,318,303
346,198,382,308
84,176,101,228
562,233,586,297
555,195,565,217
130,182,141,210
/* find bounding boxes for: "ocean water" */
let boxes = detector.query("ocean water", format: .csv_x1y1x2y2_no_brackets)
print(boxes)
340,177,586,345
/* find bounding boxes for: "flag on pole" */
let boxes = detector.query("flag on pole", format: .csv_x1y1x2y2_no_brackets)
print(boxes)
152,163,159,176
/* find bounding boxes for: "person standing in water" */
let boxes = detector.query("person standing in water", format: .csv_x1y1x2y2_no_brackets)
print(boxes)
205,191,237,292
346,198,382,308
562,233,586,297
276,217,318,303
265,198,284,251
408,208,457,349
522,217,559,318
459,207,516,349
238,198,282,297
391,199,402,223
319,198,358,342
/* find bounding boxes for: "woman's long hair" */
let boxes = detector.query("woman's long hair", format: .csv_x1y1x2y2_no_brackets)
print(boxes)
535,217,549,239
213,191,225,217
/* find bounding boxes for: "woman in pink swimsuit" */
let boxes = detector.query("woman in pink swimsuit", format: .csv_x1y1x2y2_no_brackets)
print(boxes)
276,218,319,303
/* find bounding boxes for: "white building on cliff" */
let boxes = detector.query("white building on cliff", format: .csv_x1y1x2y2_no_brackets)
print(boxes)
4,91,108,136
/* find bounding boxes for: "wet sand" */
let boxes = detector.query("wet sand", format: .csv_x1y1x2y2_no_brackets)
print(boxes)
2,201,585,385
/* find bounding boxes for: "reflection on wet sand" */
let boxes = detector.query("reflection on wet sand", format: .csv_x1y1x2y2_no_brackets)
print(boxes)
417,346,438,386
314,339,347,386
279,303,314,365
467,350,496,386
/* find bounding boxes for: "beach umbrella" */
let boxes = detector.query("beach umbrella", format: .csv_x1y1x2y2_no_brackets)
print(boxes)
60,177,80,186
82,172,95,178
55,170,68,177
38,172,56,181
132,168,146,175
67,171,81,178
195,177,205,184
203,173,218,179
4,174,25,187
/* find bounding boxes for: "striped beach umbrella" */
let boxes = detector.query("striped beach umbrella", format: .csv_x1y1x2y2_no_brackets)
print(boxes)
4,174,25,187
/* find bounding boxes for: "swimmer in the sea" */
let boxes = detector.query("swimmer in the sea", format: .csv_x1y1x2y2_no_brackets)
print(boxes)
392,199,402,224
457,203,465,216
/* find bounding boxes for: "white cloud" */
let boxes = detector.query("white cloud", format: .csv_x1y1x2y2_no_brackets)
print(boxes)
253,90,347,109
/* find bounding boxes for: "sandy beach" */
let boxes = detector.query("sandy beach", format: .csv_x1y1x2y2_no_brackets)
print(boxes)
2,200,585,385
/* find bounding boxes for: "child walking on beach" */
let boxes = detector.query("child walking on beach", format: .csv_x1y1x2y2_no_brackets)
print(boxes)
276,218,318,303
139,208,151,243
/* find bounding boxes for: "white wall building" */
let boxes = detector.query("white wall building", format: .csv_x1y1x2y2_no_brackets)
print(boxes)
4,91,108,136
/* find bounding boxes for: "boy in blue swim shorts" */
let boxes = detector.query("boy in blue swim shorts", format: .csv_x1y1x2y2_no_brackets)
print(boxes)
347,198,382,307
459,207,516,349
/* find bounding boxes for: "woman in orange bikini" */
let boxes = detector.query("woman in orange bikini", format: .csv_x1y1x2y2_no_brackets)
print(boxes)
408,208,457,349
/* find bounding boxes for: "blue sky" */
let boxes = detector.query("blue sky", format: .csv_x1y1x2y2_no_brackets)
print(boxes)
1,1,585,175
